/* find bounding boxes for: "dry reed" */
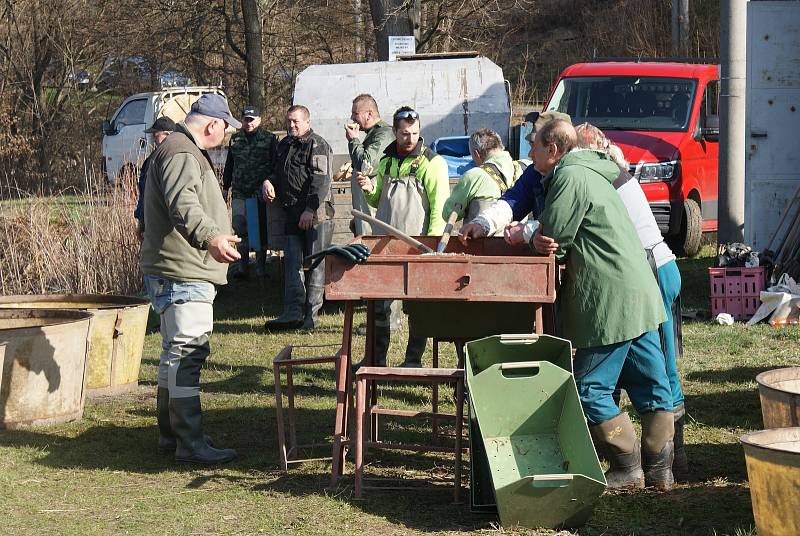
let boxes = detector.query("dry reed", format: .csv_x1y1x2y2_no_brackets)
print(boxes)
0,164,143,296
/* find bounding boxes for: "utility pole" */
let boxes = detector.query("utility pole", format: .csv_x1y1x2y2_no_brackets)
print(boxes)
368,0,418,61
718,0,747,243
672,0,690,55
241,0,263,111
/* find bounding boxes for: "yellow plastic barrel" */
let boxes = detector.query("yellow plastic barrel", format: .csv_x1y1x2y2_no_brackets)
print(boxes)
0,295,149,396
0,309,93,428
756,367,800,428
740,428,800,536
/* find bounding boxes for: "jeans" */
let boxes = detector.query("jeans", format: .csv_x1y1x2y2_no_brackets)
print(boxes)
574,329,673,425
657,259,684,408
144,275,216,399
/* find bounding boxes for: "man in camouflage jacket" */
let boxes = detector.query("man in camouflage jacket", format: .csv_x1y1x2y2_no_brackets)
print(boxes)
222,105,278,276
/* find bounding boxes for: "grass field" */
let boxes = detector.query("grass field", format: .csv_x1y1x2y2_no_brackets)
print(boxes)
1,246,798,535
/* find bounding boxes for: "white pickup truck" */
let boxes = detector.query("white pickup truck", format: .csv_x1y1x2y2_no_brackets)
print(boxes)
100,86,230,184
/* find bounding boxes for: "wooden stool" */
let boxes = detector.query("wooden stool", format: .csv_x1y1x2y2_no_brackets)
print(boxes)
354,366,465,502
273,344,343,471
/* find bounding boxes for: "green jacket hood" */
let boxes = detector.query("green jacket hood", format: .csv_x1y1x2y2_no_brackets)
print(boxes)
555,149,619,183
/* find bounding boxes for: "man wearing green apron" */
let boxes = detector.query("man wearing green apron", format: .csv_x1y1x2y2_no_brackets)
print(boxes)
354,107,450,367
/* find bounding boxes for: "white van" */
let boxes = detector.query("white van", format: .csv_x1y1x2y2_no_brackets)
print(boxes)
100,86,229,184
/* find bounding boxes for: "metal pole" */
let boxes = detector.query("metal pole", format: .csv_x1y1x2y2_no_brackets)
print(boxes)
718,0,747,244
672,1,680,54
679,0,691,55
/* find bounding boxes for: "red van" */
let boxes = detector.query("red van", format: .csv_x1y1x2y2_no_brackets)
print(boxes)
540,60,720,256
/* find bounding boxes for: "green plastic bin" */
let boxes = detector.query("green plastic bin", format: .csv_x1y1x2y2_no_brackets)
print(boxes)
467,334,575,513
465,334,606,529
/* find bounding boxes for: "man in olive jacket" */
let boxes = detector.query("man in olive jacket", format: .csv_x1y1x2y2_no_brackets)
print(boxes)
141,93,242,465
346,94,393,236
531,120,675,491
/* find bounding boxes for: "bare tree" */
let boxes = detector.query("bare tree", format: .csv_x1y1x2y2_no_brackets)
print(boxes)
368,0,418,60
240,0,264,109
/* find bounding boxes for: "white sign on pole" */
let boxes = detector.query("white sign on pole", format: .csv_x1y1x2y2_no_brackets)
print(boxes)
388,36,416,61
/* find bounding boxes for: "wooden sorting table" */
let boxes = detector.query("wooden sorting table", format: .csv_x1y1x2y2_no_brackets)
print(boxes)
323,235,557,487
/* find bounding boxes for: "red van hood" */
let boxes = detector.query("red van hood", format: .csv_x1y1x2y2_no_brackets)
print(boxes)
604,131,682,164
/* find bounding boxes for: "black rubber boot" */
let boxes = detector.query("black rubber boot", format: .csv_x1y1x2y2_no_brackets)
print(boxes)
589,413,645,489
169,396,237,464
158,388,214,454
672,404,689,481
157,387,176,454
301,284,325,330
641,410,675,490
398,333,426,368
352,325,389,373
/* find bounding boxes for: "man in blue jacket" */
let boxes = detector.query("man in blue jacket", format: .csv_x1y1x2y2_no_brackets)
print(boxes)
459,112,570,243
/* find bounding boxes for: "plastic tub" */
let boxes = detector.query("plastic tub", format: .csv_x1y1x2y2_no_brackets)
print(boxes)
465,334,605,529
740,427,800,536
0,309,93,428
757,367,800,428
0,295,149,396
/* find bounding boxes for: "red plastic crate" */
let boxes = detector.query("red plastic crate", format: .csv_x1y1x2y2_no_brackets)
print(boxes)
709,266,767,321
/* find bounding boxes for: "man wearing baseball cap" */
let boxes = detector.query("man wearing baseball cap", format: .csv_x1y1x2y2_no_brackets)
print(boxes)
459,110,571,245
222,105,278,278
141,93,242,464
134,116,176,237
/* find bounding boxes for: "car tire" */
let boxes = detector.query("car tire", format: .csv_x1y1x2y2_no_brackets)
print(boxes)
669,198,703,258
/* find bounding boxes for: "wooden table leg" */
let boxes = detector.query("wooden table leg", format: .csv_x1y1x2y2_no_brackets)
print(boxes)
432,338,439,443
354,374,366,499
330,301,354,487
286,363,297,452
368,300,379,443
535,304,544,335
273,351,289,472
453,374,465,504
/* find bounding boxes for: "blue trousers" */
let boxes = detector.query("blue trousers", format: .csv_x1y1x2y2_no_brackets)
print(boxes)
657,260,684,408
574,329,673,425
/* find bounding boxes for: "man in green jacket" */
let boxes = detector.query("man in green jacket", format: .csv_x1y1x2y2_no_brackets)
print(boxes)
531,119,675,490
442,127,522,225
222,105,278,277
346,94,393,236
142,93,242,465
355,106,450,367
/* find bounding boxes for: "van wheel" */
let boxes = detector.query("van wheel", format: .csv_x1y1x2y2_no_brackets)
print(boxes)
669,198,703,258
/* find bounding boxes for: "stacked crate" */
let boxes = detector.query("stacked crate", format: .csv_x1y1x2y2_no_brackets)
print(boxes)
709,266,767,321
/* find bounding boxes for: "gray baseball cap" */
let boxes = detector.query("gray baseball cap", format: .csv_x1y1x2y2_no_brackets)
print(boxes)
526,111,572,142
190,94,241,129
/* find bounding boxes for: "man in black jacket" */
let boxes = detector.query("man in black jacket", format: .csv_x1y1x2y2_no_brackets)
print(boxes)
262,105,333,331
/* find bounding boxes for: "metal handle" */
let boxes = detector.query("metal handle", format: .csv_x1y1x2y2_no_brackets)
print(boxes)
750,130,768,138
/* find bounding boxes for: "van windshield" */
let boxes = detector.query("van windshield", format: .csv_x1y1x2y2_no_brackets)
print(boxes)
546,76,697,131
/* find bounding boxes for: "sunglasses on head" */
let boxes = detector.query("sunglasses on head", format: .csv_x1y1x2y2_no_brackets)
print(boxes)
394,110,419,121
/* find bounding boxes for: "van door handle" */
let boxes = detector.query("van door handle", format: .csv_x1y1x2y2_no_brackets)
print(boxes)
750,130,768,138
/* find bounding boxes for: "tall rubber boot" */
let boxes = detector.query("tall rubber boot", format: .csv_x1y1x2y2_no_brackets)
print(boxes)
158,388,213,454
301,284,325,330
399,333,426,368
672,404,689,481
589,413,645,489
352,325,389,372
265,236,305,331
641,410,675,490
157,387,176,454
169,396,237,464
